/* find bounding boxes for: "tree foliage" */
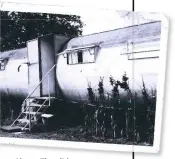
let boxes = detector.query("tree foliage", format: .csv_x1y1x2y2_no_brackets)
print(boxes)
0,11,83,51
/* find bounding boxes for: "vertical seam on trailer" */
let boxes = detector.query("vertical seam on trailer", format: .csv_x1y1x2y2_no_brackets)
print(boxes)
38,38,43,96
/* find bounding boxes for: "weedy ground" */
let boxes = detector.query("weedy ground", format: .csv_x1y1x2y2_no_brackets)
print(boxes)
0,73,155,146
0,126,151,146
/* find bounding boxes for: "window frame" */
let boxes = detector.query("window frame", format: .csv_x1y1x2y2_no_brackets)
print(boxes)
0,58,8,71
120,41,160,60
66,45,99,65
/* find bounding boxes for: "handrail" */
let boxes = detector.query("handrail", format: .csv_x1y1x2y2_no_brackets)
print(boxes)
11,64,56,127
25,64,56,102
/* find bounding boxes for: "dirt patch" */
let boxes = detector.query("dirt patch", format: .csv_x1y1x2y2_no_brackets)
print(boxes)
0,126,152,146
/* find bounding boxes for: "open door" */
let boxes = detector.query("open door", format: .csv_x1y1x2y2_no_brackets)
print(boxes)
26,35,69,98
27,35,58,98
27,39,41,97
38,35,57,97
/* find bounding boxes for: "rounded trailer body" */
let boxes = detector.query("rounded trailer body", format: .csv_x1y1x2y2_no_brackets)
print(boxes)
0,21,161,106
56,21,161,103
0,35,69,99
0,48,28,98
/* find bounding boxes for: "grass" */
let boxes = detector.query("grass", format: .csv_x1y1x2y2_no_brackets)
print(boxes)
85,73,156,145
0,73,156,146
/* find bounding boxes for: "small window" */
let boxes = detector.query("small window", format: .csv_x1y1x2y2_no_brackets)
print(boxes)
67,53,69,64
67,52,78,64
67,48,96,65
77,51,83,63
121,41,160,60
68,53,72,64
0,59,8,71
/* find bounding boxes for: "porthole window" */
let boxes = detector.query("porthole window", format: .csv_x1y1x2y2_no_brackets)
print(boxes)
0,59,8,71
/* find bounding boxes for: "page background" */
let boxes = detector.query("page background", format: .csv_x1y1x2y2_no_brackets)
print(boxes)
0,0,174,158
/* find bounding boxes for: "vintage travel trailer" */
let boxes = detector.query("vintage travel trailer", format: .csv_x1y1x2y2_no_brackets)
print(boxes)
0,21,161,101
57,21,160,102
0,21,161,132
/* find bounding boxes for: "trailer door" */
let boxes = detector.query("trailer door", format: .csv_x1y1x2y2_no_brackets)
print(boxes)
27,39,41,97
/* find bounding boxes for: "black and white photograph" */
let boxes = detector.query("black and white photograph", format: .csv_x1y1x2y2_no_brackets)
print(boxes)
0,8,168,153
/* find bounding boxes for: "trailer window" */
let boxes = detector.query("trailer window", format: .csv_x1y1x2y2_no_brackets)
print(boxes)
0,59,8,71
67,53,69,64
83,49,95,63
67,52,78,64
121,41,160,60
77,51,83,63
67,48,96,65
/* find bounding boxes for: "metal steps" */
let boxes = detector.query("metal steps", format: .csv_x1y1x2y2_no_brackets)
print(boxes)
26,103,49,107
0,65,57,132
0,126,22,132
0,125,30,132
23,111,43,115
17,118,35,123
1,96,56,132
34,97,56,100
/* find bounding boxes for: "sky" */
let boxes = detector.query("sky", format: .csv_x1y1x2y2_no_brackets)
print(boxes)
80,11,162,35
0,2,162,36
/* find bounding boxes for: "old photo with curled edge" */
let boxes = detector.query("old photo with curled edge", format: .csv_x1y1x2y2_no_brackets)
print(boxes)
0,4,169,153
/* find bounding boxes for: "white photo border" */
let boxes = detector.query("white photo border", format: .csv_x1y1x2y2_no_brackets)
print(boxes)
0,2,169,153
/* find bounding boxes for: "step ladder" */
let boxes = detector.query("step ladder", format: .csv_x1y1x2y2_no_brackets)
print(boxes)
10,96,55,131
1,65,56,132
